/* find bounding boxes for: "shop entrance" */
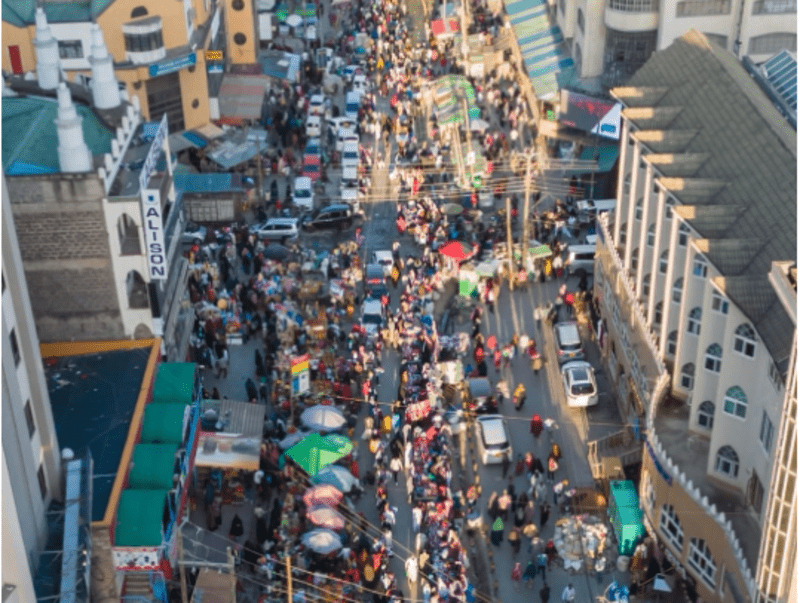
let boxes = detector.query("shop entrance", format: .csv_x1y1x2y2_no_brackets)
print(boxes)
147,71,184,132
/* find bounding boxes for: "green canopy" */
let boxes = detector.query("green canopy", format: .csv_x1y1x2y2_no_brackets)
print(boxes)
578,145,620,173
115,489,168,546
152,363,196,405
141,403,186,444
285,433,353,477
608,480,645,556
128,444,178,489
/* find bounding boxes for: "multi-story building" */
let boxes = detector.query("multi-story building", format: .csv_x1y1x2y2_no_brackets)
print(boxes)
556,0,797,87
3,23,194,361
2,173,62,603
592,29,795,603
1,0,260,133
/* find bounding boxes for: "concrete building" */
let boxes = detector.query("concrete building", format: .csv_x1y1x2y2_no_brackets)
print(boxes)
592,30,796,603
3,26,194,362
1,173,62,603
555,0,797,87
1,0,257,132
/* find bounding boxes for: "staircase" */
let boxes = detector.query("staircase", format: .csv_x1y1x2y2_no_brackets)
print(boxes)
587,425,643,481
122,573,153,601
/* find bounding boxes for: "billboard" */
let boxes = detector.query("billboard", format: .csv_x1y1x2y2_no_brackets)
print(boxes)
560,91,621,140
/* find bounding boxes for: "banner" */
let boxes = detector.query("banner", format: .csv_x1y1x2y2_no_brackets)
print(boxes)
559,90,621,140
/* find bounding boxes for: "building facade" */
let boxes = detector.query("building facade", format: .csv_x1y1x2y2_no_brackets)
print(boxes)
2,173,62,600
555,0,797,87
592,30,796,603
0,0,260,132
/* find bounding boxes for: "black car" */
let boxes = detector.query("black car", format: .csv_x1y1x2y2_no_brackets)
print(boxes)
302,204,355,231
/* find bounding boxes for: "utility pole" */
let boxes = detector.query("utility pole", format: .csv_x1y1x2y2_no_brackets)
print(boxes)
286,545,293,602
178,529,189,603
462,93,474,188
255,119,264,206
521,146,533,270
505,195,514,291
226,547,236,603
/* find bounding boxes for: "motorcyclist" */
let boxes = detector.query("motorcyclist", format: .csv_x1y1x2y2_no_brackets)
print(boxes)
513,383,526,410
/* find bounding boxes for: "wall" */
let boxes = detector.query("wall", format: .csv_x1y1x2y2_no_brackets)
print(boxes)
96,1,188,64
1,22,36,74
224,0,258,64
2,448,37,603
576,0,605,77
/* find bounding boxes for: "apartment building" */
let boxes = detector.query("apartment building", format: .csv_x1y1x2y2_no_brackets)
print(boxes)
592,30,795,603
556,0,797,87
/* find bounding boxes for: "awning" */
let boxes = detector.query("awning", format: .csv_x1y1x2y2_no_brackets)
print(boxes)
207,138,270,170
258,51,302,82
201,399,265,437
431,18,460,36
218,73,272,119
128,444,178,489
578,145,620,173
115,489,168,546
191,569,236,603
194,432,260,470
142,404,188,444
152,363,196,404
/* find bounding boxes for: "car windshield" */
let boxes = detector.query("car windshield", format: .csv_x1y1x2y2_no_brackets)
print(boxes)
304,165,318,174
295,189,311,198
362,314,382,324
571,382,594,395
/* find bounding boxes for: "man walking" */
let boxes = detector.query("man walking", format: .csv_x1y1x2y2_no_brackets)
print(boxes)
561,583,575,603
539,582,551,603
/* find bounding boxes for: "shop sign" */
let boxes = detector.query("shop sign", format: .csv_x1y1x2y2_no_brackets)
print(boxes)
645,439,672,485
113,547,161,571
149,51,197,77
141,188,168,280
139,113,168,192
291,354,310,395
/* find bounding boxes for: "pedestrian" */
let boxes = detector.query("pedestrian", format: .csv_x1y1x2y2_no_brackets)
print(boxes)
539,582,551,603
405,555,418,587
501,452,511,478
537,552,548,579
523,559,537,588
511,561,522,590
545,539,558,568
490,516,504,546
508,526,521,555
561,583,575,603
228,513,244,543
547,451,558,481
390,456,403,484
540,502,551,527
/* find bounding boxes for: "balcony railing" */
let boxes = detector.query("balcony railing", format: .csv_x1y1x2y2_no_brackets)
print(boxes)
675,0,731,16
608,0,659,12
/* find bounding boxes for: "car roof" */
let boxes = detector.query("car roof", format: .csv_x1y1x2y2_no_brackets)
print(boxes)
468,378,492,397
555,321,580,339
307,114,321,122
310,94,324,102
266,217,298,225
303,154,321,164
321,204,350,212
294,176,312,187
373,250,392,260
476,415,508,444
362,299,382,311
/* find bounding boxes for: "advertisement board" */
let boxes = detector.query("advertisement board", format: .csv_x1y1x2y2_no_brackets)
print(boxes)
559,90,621,140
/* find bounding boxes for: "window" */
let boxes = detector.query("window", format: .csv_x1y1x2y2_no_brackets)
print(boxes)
704,343,722,373
124,29,164,53
624,173,632,195
687,538,717,589
234,32,247,45
659,504,684,552
667,330,678,356
704,33,728,49
118,214,141,256
559,0,566,15
653,182,659,194
9,329,20,366
654,302,663,327
37,464,47,499
647,223,656,246
734,324,756,357
57,40,84,59
577,8,584,34
619,223,627,245
672,277,683,304
24,400,35,437
630,248,639,272
659,250,669,273
711,290,729,314
749,32,798,54
678,223,691,246
692,254,707,278
642,274,651,301
723,385,747,418
698,400,715,429
748,472,765,514
687,307,701,335
759,411,774,452
680,363,695,390
635,197,643,220
602,28,659,86
131,6,148,17
232,0,245,8
768,360,784,390
126,271,149,309
752,0,796,13
715,445,739,477
609,0,658,10
676,0,731,16
665,198,675,219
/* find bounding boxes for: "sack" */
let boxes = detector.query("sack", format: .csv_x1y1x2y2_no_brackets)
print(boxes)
548,458,559,472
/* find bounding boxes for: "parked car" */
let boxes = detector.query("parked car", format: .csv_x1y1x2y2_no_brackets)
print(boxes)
249,217,299,242
306,114,322,138
475,415,513,465
364,263,388,299
308,94,326,117
292,176,314,212
182,222,207,245
341,140,359,169
561,361,599,407
351,74,369,96
302,154,322,182
371,250,394,278
361,298,384,337
554,321,585,364
345,91,360,119
304,138,328,163
465,377,497,414
302,204,355,231
336,128,358,152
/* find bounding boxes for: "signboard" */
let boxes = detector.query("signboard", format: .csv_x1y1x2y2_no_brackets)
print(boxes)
142,189,168,280
559,90,621,140
291,354,310,395
205,50,223,61
139,113,168,192
645,440,672,485
112,547,161,571
148,51,197,77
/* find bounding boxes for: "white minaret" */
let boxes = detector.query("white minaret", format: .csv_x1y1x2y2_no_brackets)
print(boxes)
33,7,61,90
54,83,93,173
88,24,121,109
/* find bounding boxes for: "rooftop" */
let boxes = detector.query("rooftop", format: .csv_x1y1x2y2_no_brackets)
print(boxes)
2,0,115,27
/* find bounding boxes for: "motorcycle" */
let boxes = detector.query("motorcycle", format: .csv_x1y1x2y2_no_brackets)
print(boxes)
513,384,526,410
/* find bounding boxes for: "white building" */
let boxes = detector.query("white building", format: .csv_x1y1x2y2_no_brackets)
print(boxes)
592,30,795,603
556,0,797,87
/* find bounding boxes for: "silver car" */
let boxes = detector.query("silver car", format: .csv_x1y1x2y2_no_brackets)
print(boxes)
561,361,599,407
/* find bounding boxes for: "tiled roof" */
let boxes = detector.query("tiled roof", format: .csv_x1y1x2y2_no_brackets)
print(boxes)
611,86,669,107
621,106,683,129
2,0,115,26
672,205,746,237
621,30,796,365
646,153,710,177
633,129,700,153
695,239,766,276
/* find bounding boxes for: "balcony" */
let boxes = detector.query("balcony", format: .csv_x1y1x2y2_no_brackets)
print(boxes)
605,3,659,32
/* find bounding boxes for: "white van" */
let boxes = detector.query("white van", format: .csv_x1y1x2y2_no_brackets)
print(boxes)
475,415,513,465
566,244,596,275
292,177,314,212
344,92,360,120
341,188,362,214
575,199,616,225
336,128,358,152
341,140,359,169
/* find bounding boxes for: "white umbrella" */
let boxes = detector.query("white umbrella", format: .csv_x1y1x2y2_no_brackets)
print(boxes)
312,465,361,492
301,529,343,554
470,118,490,132
301,405,346,432
286,14,303,27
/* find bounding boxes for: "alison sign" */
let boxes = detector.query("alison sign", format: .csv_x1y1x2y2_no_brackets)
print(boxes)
139,113,169,280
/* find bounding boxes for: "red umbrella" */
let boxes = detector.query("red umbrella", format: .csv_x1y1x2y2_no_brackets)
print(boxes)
486,335,497,350
303,484,344,508
439,240,476,261
306,505,346,531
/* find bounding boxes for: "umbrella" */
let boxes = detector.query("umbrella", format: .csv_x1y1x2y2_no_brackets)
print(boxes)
307,505,346,530
301,529,343,554
301,405,346,432
441,203,464,216
303,484,344,507
278,430,308,450
528,244,553,259
285,433,352,476
264,243,291,261
470,118,490,131
439,240,476,261
275,3,289,21
486,335,497,350
312,465,360,492
286,14,303,27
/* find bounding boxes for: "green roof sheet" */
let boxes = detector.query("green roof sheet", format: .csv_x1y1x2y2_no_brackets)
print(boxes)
115,489,168,547
142,403,187,444
3,0,116,27
128,444,178,489
2,96,114,175
152,363,197,405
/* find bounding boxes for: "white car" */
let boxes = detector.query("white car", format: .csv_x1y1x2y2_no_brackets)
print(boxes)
351,74,369,97
292,177,314,212
308,94,326,117
182,222,207,245
306,114,322,138
371,250,394,278
250,217,299,242
561,361,599,407
336,128,358,152
475,415,513,465
361,298,384,337
341,140,359,169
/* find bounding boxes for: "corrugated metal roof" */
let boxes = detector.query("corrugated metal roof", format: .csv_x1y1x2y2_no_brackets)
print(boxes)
174,173,246,193
2,0,113,26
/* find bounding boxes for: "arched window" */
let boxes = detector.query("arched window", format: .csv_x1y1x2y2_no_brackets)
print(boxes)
748,32,797,55
577,7,585,33
117,214,141,255
126,270,149,309
666,330,678,356
714,445,739,477
659,249,669,273
711,290,729,314
646,223,656,246
692,253,707,278
687,307,701,335
688,538,717,588
635,197,643,220
654,301,663,327
704,343,722,373
630,248,639,272
698,400,714,429
131,6,148,18
619,223,627,245
678,222,691,246
642,273,651,301
574,43,583,77
672,277,684,304
680,363,695,390
665,198,675,219
659,504,684,552
734,324,756,357
624,173,632,196
723,386,747,418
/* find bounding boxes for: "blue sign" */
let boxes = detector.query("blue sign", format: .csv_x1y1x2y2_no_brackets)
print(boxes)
645,440,672,485
149,52,197,77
